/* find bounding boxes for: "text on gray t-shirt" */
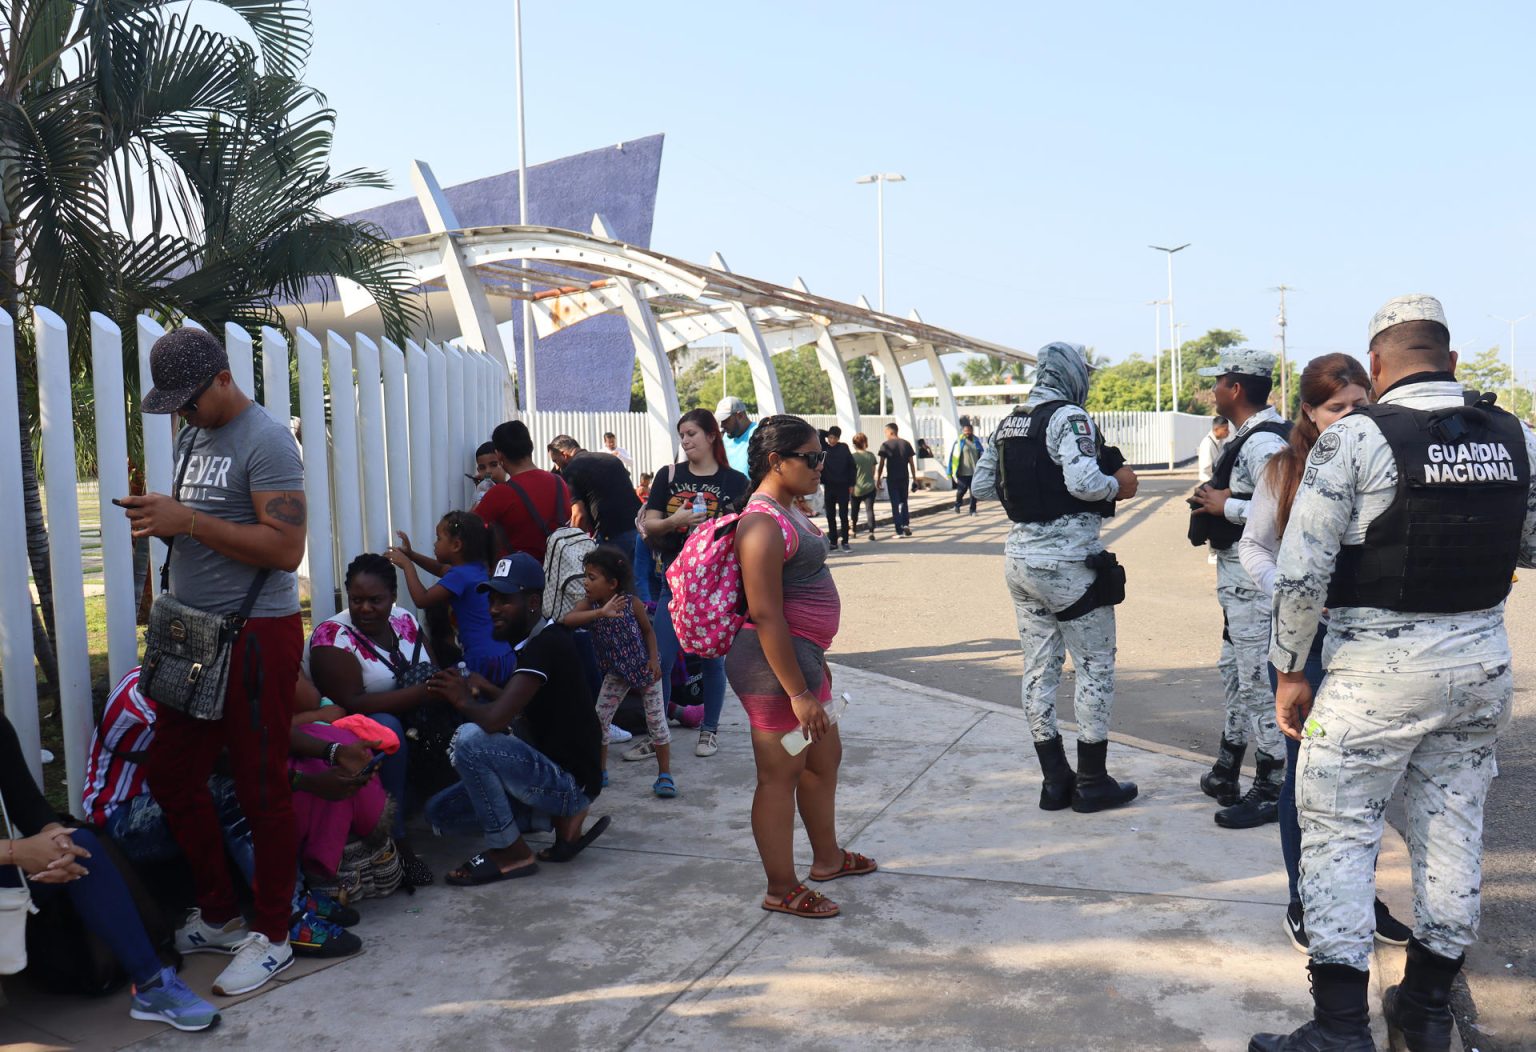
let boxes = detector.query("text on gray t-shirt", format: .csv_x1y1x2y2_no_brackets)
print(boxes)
169,403,305,616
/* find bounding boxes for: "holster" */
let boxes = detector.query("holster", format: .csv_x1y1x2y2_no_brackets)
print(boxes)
1057,550,1127,622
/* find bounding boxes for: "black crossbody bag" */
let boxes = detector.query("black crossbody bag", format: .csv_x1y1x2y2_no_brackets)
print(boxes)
140,428,269,721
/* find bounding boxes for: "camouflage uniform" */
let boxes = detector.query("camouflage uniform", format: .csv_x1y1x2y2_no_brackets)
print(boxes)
1214,405,1289,759
1270,377,1536,970
972,344,1121,744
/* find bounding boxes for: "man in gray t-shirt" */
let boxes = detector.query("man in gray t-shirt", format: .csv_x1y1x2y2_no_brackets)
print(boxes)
120,328,310,997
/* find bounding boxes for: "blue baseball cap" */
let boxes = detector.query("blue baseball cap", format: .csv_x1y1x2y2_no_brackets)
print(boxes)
478,553,545,595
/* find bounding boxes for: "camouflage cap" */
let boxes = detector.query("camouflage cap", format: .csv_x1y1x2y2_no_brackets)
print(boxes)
1197,347,1276,379
1368,294,1448,342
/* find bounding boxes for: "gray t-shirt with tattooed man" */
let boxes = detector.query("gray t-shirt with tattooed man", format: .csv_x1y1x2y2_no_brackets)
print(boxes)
169,403,305,616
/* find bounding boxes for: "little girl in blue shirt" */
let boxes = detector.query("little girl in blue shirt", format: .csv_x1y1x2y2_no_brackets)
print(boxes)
386,512,515,684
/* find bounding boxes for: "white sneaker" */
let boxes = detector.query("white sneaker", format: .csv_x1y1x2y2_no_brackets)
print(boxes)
695,730,718,758
212,933,293,996
607,723,633,744
175,908,249,955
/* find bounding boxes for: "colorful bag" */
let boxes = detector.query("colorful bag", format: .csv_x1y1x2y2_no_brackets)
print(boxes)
665,497,796,658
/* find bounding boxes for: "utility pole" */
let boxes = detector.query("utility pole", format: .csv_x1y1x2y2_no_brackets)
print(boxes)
1490,313,1531,412
514,0,534,414
1150,244,1190,396
1271,284,1291,410
1147,299,1166,412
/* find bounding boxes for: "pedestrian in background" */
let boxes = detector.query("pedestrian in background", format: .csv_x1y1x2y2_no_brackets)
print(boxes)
874,423,916,537
947,421,984,515
1196,416,1230,485
820,426,855,552
850,433,879,540
1253,295,1536,1052
716,396,757,476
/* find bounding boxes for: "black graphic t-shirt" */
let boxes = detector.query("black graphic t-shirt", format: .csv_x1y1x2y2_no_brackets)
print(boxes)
644,461,751,565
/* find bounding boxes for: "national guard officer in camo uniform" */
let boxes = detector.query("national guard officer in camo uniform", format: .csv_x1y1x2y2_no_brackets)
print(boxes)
1250,295,1536,1052
1187,348,1291,829
971,342,1140,813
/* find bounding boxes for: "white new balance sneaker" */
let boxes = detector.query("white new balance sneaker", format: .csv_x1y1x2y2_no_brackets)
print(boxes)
174,909,249,956
607,723,633,744
211,933,293,996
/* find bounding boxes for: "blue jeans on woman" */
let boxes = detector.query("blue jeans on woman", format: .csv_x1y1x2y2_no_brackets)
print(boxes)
634,534,663,605
447,724,591,849
1270,626,1326,903
10,828,164,985
106,775,255,881
368,712,410,840
654,581,727,733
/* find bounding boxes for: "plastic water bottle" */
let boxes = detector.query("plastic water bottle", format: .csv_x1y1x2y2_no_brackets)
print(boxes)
781,692,851,756
691,492,707,517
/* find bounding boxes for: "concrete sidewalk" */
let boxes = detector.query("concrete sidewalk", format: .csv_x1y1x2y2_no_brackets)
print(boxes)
26,664,1409,1051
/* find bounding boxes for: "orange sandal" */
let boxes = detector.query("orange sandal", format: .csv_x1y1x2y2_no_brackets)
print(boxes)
808,850,878,882
761,883,840,919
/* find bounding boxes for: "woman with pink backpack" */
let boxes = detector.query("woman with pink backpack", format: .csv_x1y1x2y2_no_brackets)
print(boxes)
726,415,877,920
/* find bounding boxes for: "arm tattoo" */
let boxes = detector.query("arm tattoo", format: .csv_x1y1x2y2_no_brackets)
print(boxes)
265,493,307,526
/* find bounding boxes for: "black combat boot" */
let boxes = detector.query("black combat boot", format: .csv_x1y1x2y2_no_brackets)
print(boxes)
1384,937,1462,1052
1249,962,1375,1052
1215,752,1284,828
1033,735,1076,811
1070,739,1138,812
1200,736,1246,806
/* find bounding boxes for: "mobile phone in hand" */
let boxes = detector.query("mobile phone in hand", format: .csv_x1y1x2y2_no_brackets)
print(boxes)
357,752,386,777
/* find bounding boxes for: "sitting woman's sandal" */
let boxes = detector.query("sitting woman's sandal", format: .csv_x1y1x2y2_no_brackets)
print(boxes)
761,883,840,919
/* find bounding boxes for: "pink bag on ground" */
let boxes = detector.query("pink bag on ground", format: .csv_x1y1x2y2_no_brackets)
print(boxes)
665,497,796,659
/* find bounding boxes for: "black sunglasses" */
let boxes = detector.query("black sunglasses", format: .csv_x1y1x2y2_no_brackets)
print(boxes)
779,450,827,469
179,377,215,415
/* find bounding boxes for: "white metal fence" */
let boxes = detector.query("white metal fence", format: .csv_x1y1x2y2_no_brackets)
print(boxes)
1,308,508,810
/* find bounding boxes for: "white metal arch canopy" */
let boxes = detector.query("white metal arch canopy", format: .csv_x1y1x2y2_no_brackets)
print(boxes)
346,163,1036,460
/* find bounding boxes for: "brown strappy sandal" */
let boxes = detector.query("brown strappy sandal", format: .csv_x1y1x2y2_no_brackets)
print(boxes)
808,850,878,882
761,883,840,919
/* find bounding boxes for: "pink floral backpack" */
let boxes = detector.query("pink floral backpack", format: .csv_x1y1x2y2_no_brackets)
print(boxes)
665,497,797,658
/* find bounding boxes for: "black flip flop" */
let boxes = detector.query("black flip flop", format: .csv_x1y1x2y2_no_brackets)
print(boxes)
537,815,612,863
444,853,540,886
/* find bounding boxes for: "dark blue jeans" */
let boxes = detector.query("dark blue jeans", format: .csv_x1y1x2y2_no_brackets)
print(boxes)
887,485,911,530
654,581,727,732
634,533,663,605
1271,626,1326,903
448,724,592,850
368,712,410,840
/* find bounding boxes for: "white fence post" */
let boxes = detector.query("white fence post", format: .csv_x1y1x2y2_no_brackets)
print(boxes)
0,312,42,785
405,341,434,551
428,342,449,519
445,344,467,509
35,307,92,815
296,329,336,621
353,334,390,554
381,339,415,588
326,331,365,565
89,314,136,687
225,323,255,399
137,316,172,598
261,326,292,423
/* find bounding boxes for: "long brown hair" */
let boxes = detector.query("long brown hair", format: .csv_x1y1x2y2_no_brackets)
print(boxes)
678,408,729,470
1270,353,1371,535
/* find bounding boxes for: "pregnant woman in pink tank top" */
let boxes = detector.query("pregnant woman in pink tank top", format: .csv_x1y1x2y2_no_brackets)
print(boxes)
730,415,877,920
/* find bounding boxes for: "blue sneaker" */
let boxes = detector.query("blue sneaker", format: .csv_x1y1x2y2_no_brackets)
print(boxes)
130,967,220,1032
289,910,362,959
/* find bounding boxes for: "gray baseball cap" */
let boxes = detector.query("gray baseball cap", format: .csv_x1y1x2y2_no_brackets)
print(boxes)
1198,347,1276,379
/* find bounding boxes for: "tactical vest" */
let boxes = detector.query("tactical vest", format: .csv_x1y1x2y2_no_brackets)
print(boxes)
994,401,1115,524
1326,398,1530,613
1188,420,1292,550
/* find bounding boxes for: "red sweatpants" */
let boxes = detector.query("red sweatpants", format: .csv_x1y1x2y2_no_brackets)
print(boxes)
146,614,302,941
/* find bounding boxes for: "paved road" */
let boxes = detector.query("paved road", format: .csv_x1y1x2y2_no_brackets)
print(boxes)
829,477,1535,1051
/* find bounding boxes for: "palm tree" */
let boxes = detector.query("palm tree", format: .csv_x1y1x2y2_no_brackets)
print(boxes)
1,2,420,697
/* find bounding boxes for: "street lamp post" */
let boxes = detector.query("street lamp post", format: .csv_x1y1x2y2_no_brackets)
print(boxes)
514,0,535,414
1146,299,1167,412
857,173,905,417
1490,313,1531,412
1150,244,1190,404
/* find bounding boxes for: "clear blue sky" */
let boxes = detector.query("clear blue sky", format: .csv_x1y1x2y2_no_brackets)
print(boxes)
307,0,1536,372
